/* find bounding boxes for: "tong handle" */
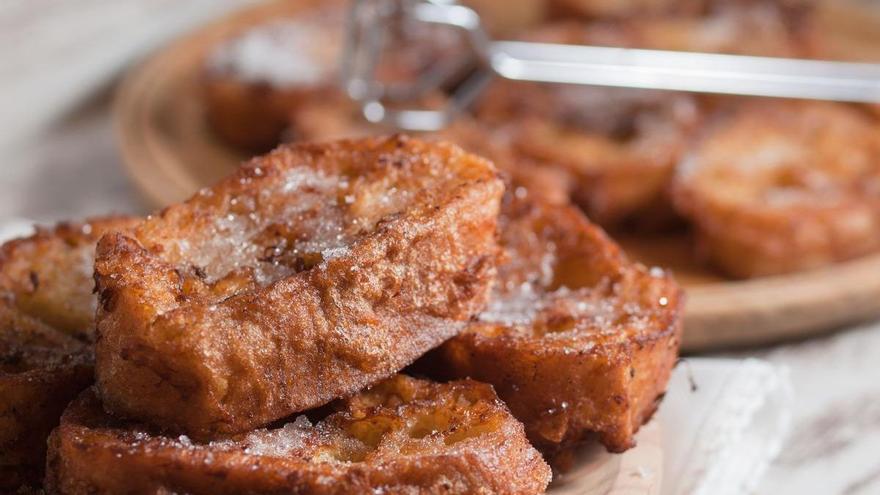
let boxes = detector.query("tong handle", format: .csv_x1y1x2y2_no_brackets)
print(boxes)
492,42,880,103
342,0,490,131
343,0,880,131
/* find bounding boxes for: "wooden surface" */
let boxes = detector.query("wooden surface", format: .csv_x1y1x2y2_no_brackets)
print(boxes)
115,0,880,352
4,1,880,494
620,234,880,351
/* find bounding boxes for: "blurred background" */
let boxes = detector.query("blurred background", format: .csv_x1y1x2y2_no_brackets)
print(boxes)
3,0,880,221
0,0,256,220
3,1,880,494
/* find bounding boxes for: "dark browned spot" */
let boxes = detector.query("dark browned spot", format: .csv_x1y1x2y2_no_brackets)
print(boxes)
100,288,118,313
293,252,324,273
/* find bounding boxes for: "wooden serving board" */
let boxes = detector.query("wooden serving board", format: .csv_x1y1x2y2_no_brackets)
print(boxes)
114,0,880,352
619,234,880,351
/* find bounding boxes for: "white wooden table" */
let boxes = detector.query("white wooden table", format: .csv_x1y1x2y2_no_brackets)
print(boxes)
2,2,879,493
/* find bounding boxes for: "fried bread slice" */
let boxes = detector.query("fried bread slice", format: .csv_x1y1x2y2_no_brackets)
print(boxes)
202,5,345,151
548,0,815,22
423,190,683,459
548,0,704,19
672,100,880,278
284,93,573,207
0,219,137,341
94,135,503,438
203,3,466,151
47,375,551,495
474,6,820,229
0,310,91,491
438,120,575,207
0,217,137,490
474,22,701,229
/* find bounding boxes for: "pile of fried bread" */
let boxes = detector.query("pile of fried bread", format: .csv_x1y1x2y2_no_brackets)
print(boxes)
2,136,682,493
203,0,880,279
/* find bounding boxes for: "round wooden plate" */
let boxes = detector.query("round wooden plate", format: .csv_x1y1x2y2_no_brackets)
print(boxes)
114,0,880,352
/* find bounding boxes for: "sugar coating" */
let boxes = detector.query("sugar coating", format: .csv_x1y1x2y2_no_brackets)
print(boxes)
93,136,505,442
68,377,549,482
241,416,313,457
206,13,343,87
172,168,350,287
479,282,653,338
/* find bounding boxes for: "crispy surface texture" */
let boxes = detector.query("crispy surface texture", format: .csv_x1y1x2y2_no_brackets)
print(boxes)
423,190,683,459
460,0,546,36
673,100,880,278
94,135,503,438
0,218,137,341
47,375,551,495
0,217,137,490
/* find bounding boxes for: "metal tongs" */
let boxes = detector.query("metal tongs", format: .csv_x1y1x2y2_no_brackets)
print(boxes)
342,0,880,131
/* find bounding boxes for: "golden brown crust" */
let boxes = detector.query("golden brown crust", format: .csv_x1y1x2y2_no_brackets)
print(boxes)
0,217,138,341
47,376,551,495
422,191,683,459
94,136,503,438
0,217,138,491
672,100,880,278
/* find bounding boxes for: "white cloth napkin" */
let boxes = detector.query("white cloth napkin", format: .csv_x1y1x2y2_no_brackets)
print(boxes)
659,358,793,495
0,219,792,495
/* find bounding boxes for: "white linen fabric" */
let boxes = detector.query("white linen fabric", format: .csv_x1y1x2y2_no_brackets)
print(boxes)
659,358,792,495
